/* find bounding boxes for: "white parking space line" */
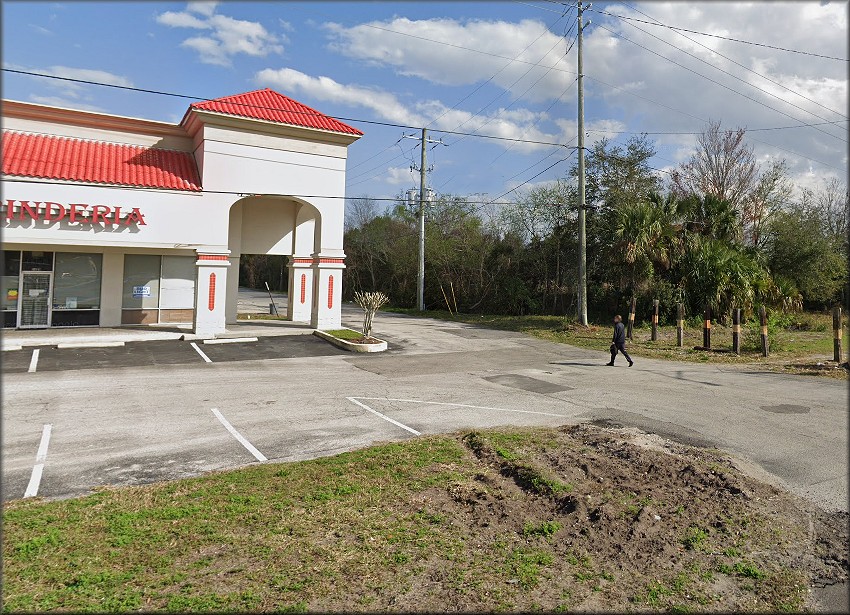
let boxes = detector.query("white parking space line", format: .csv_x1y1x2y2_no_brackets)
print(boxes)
346,397,422,436
24,424,52,498
211,408,267,462
27,349,40,373
190,342,213,363
57,341,125,349
352,397,570,418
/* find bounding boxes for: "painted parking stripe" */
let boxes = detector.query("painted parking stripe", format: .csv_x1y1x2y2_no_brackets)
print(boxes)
24,424,52,498
57,341,125,349
211,408,267,462
27,349,40,373
353,397,569,418
190,342,213,363
346,397,421,436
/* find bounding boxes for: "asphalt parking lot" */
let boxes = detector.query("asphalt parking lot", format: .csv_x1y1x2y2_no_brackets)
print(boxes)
1,335,350,374
2,306,847,516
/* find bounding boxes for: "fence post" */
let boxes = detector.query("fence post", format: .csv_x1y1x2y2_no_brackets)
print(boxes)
651,299,659,341
627,297,636,340
759,306,769,357
703,306,711,350
833,306,842,363
676,303,684,347
732,308,741,355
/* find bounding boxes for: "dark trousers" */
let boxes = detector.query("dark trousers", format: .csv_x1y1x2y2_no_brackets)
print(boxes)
611,343,632,364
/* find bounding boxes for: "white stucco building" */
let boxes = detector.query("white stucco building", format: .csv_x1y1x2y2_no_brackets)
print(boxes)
1,88,362,335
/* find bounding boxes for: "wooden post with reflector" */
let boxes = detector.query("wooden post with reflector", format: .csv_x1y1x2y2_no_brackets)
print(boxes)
703,306,711,350
676,303,684,347
833,306,842,363
627,297,636,340
759,306,769,357
732,308,741,355
651,299,659,341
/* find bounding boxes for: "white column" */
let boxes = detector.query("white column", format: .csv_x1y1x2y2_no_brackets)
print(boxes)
310,257,345,330
193,251,230,337
287,257,314,323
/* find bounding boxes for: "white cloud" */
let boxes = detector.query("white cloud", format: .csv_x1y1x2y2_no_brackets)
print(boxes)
13,65,134,102
384,166,418,186
156,3,283,66
29,24,53,36
575,1,848,186
318,4,845,188
157,11,209,29
256,67,581,154
28,95,104,112
256,67,424,125
323,17,573,103
187,1,219,17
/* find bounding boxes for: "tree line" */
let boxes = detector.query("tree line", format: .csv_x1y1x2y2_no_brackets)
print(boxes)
342,120,847,323
246,121,849,324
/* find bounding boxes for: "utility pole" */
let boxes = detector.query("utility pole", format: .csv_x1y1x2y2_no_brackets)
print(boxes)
402,129,444,311
577,1,589,326
418,128,427,311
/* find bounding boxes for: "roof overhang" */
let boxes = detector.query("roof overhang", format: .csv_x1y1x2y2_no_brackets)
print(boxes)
181,108,362,147
1,99,188,140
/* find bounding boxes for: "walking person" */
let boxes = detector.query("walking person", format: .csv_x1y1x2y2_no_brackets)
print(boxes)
606,314,633,367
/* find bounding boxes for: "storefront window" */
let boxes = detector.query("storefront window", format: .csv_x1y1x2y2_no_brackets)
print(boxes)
21,251,54,272
122,255,161,309
160,256,195,309
2,250,21,312
53,253,102,310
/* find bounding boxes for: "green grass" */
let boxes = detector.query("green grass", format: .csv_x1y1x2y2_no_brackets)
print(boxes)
322,328,365,340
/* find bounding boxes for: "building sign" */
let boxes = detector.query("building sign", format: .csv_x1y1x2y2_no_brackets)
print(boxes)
3,200,147,226
132,286,151,298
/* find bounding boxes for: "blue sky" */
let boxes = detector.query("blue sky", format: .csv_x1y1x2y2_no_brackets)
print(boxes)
2,1,847,209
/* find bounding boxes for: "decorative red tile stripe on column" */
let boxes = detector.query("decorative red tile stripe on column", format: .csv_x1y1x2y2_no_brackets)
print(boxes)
319,258,345,264
198,254,229,261
208,273,216,311
300,274,306,304
327,275,334,309
292,257,312,265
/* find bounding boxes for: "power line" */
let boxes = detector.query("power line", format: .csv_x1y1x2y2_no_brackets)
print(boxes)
585,6,848,62
586,118,849,136
619,2,847,120
0,175,520,205
426,8,573,133
1,68,570,148
594,23,846,144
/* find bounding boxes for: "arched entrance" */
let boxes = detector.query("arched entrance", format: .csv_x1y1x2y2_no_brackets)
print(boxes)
226,195,323,324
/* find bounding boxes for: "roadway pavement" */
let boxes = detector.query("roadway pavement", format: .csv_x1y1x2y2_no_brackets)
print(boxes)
2,291,847,518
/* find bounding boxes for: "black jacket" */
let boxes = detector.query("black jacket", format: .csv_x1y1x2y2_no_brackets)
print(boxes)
612,321,626,346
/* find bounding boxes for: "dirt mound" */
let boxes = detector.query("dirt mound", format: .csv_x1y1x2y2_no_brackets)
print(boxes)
392,424,848,612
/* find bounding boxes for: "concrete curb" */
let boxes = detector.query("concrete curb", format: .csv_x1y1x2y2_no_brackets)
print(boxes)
313,329,387,353
57,341,126,349
202,337,259,345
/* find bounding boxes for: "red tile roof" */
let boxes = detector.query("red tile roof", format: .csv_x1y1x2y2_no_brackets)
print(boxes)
1,131,201,191
188,88,363,136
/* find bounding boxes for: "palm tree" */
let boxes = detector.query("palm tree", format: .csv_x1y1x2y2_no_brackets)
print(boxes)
610,192,678,297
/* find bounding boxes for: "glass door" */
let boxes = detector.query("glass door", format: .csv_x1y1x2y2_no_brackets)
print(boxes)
18,272,51,328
